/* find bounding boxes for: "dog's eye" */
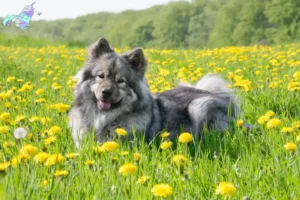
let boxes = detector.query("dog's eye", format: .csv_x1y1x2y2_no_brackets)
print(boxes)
117,79,125,83
98,74,104,79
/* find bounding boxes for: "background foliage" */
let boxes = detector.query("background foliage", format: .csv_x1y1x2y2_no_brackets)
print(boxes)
1,0,300,48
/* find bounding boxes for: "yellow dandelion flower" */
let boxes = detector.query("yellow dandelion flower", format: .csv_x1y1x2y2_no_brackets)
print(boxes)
120,151,129,156
41,180,49,188
27,133,33,140
66,153,79,159
0,126,10,134
44,136,56,145
6,76,16,82
266,118,282,129
118,163,138,176
18,151,30,161
36,89,45,95
257,115,270,124
293,71,300,80
34,152,51,164
4,102,11,108
161,132,170,138
48,126,62,135
55,103,70,113
0,92,11,100
0,162,10,171
3,141,15,148
171,154,188,165
136,175,150,184
160,141,173,150
159,68,170,76
151,184,173,198
111,156,118,161
287,81,300,91
265,110,275,117
0,112,10,121
10,157,20,167
178,132,193,143
102,141,119,152
40,117,51,125
114,128,127,136
237,120,244,128
94,145,106,154
53,85,62,90
44,154,66,166
54,170,69,177
85,160,95,165
134,153,141,161
216,182,237,197
19,144,39,157
48,71,54,76
296,135,300,143
36,58,43,62
20,82,33,91
283,142,297,152
35,98,46,103
29,116,40,122
292,121,300,129
15,115,26,123
281,127,293,133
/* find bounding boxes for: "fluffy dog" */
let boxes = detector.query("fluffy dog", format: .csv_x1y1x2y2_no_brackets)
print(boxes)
68,38,238,148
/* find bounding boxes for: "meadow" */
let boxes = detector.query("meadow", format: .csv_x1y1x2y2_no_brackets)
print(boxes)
0,43,299,199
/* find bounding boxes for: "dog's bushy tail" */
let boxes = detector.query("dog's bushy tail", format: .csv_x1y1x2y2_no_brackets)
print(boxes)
195,74,239,117
195,75,233,100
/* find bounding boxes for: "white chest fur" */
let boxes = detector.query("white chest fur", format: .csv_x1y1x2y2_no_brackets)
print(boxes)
93,110,121,133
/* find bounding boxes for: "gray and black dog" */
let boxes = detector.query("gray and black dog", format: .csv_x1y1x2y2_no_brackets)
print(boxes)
68,37,239,148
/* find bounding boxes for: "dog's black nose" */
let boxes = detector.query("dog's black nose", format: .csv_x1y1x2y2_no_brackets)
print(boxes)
102,88,112,97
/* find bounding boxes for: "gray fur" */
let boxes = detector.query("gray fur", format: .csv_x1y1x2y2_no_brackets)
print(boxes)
68,37,239,148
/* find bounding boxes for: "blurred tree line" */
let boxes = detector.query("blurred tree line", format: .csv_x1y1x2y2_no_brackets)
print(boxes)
1,0,299,48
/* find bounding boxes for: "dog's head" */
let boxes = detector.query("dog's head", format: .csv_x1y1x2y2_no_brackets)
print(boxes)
75,37,148,111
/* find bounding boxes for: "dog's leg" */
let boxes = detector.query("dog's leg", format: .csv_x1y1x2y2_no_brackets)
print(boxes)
188,96,234,139
213,113,230,131
188,97,213,140
72,129,87,149
95,127,116,144
68,108,89,149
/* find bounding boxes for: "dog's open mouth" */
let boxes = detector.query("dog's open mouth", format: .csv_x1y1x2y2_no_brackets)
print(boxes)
97,99,122,110
98,100,111,110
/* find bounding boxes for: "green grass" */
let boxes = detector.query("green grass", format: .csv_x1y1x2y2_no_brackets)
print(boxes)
0,43,299,199
0,34,85,48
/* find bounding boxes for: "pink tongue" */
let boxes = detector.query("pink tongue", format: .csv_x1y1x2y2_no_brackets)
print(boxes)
99,100,111,109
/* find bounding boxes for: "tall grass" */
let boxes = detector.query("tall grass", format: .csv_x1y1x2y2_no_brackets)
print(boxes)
0,41,299,199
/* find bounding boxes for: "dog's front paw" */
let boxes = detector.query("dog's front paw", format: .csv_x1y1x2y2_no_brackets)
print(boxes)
96,127,118,143
96,125,130,144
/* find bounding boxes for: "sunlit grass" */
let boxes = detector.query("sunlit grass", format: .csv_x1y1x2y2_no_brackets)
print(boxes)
0,44,299,199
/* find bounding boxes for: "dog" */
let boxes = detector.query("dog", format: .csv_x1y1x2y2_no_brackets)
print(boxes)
68,37,239,148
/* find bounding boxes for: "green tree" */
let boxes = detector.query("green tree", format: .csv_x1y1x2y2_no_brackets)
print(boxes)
188,0,223,48
151,2,192,48
232,0,268,46
208,0,240,47
265,0,300,43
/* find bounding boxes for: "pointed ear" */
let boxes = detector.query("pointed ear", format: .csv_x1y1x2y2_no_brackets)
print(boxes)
122,48,147,77
88,37,113,59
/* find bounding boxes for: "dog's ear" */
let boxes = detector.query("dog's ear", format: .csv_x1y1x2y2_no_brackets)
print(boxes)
122,48,147,77
88,37,113,59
